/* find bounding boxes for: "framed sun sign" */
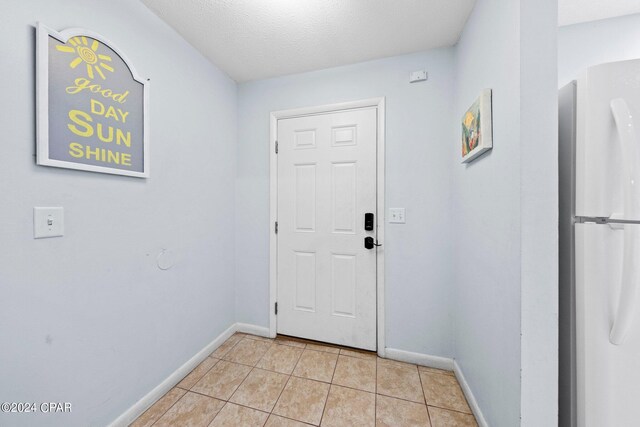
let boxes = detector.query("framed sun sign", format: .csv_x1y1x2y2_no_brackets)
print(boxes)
36,23,149,178
461,89,492,164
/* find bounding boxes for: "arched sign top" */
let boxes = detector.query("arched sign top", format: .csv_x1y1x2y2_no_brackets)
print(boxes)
36,23,150,178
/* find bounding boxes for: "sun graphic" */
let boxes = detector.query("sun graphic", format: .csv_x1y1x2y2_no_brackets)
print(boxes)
56,36,114,80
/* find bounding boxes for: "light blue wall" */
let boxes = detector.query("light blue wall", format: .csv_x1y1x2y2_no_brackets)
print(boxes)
0,1,237,426
452,1,558,426
452,1,522,425
559,13,640,86
236,49,456,357
519,2,558,425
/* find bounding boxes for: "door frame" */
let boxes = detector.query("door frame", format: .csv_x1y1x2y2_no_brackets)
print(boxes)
269,97,386,356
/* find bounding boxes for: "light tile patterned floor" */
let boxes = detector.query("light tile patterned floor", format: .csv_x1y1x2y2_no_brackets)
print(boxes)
131,333,478,427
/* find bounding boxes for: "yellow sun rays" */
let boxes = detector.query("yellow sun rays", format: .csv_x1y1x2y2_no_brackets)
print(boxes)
55,36,114,80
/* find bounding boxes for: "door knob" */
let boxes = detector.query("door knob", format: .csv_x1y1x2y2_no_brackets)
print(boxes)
364,236,382,249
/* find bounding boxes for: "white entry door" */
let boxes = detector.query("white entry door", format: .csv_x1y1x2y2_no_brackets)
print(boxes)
276,107,378,351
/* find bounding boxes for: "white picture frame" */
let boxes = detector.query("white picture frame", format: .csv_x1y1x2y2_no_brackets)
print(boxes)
36,22,150,178
461,88,492,164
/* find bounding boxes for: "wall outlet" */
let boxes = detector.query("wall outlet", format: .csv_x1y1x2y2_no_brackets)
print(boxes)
389,208,406,224
34,207,64,239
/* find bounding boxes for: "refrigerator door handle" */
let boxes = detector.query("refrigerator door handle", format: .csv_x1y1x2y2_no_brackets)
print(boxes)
610,226,640,345
609,98,640,345
610,98,640,218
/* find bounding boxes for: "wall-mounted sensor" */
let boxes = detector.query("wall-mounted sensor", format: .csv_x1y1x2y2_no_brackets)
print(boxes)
409,70,428,83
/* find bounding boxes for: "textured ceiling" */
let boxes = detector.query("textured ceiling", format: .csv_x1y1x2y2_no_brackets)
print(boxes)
142,0,640,82
141,0,475,82
559,0,640,26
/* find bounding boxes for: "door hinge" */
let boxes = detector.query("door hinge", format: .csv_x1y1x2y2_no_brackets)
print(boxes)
275,221,278,234
275,302,278,315
275,141,278,154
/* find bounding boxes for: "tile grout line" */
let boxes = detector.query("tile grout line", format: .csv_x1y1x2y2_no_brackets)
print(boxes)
288,343,305,374
216,342,276,426
177,356,220,391
419,368,476,418
269,412,315,426
228,367,289,414
321,378,375,395
269,373,293,422
146,389,186,427
290,351,339,384
210,334,276,426
268,335,305,419
183,388,226,401
208,402,228,426
339,347,378,360
213,335,242,359
418,367,456,377
190,365,260,427
214,400,272,425
222,337,271,367
289,345,308,377
331,354,377,393
416,366,427,405
226,365,257,407
316,349,341,426
338,351,377,362
329,350,339,383
317,386,331,426
182,347,257,425
145,340,237,426
374,354,378,425
427,403,476,416
417,365,433,426
375,390,429,406
259,339,305,422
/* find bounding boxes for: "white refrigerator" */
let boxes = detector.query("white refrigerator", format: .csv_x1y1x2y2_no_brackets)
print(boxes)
560,58,640,427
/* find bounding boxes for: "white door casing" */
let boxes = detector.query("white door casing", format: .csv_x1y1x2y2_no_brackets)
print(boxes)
270,99,384,352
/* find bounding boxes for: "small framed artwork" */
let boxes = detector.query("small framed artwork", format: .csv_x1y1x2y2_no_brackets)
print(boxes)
461,89,492,163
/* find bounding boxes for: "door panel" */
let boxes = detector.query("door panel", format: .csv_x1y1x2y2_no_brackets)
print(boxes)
331,253,356,317
331,162,356,233
576,59,640,220
294,164,316,232
576,223,640,427
277,108,377,350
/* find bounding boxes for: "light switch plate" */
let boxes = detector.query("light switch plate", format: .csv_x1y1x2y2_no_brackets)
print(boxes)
34,207,64,239
389,208,406,224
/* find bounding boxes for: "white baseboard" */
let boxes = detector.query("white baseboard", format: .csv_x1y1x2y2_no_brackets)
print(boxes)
384,347,454,371
108,323,237,427
454,360,489,427
236,322,272,338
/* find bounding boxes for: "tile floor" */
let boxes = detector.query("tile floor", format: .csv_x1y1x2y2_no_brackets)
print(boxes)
131,333,478,427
